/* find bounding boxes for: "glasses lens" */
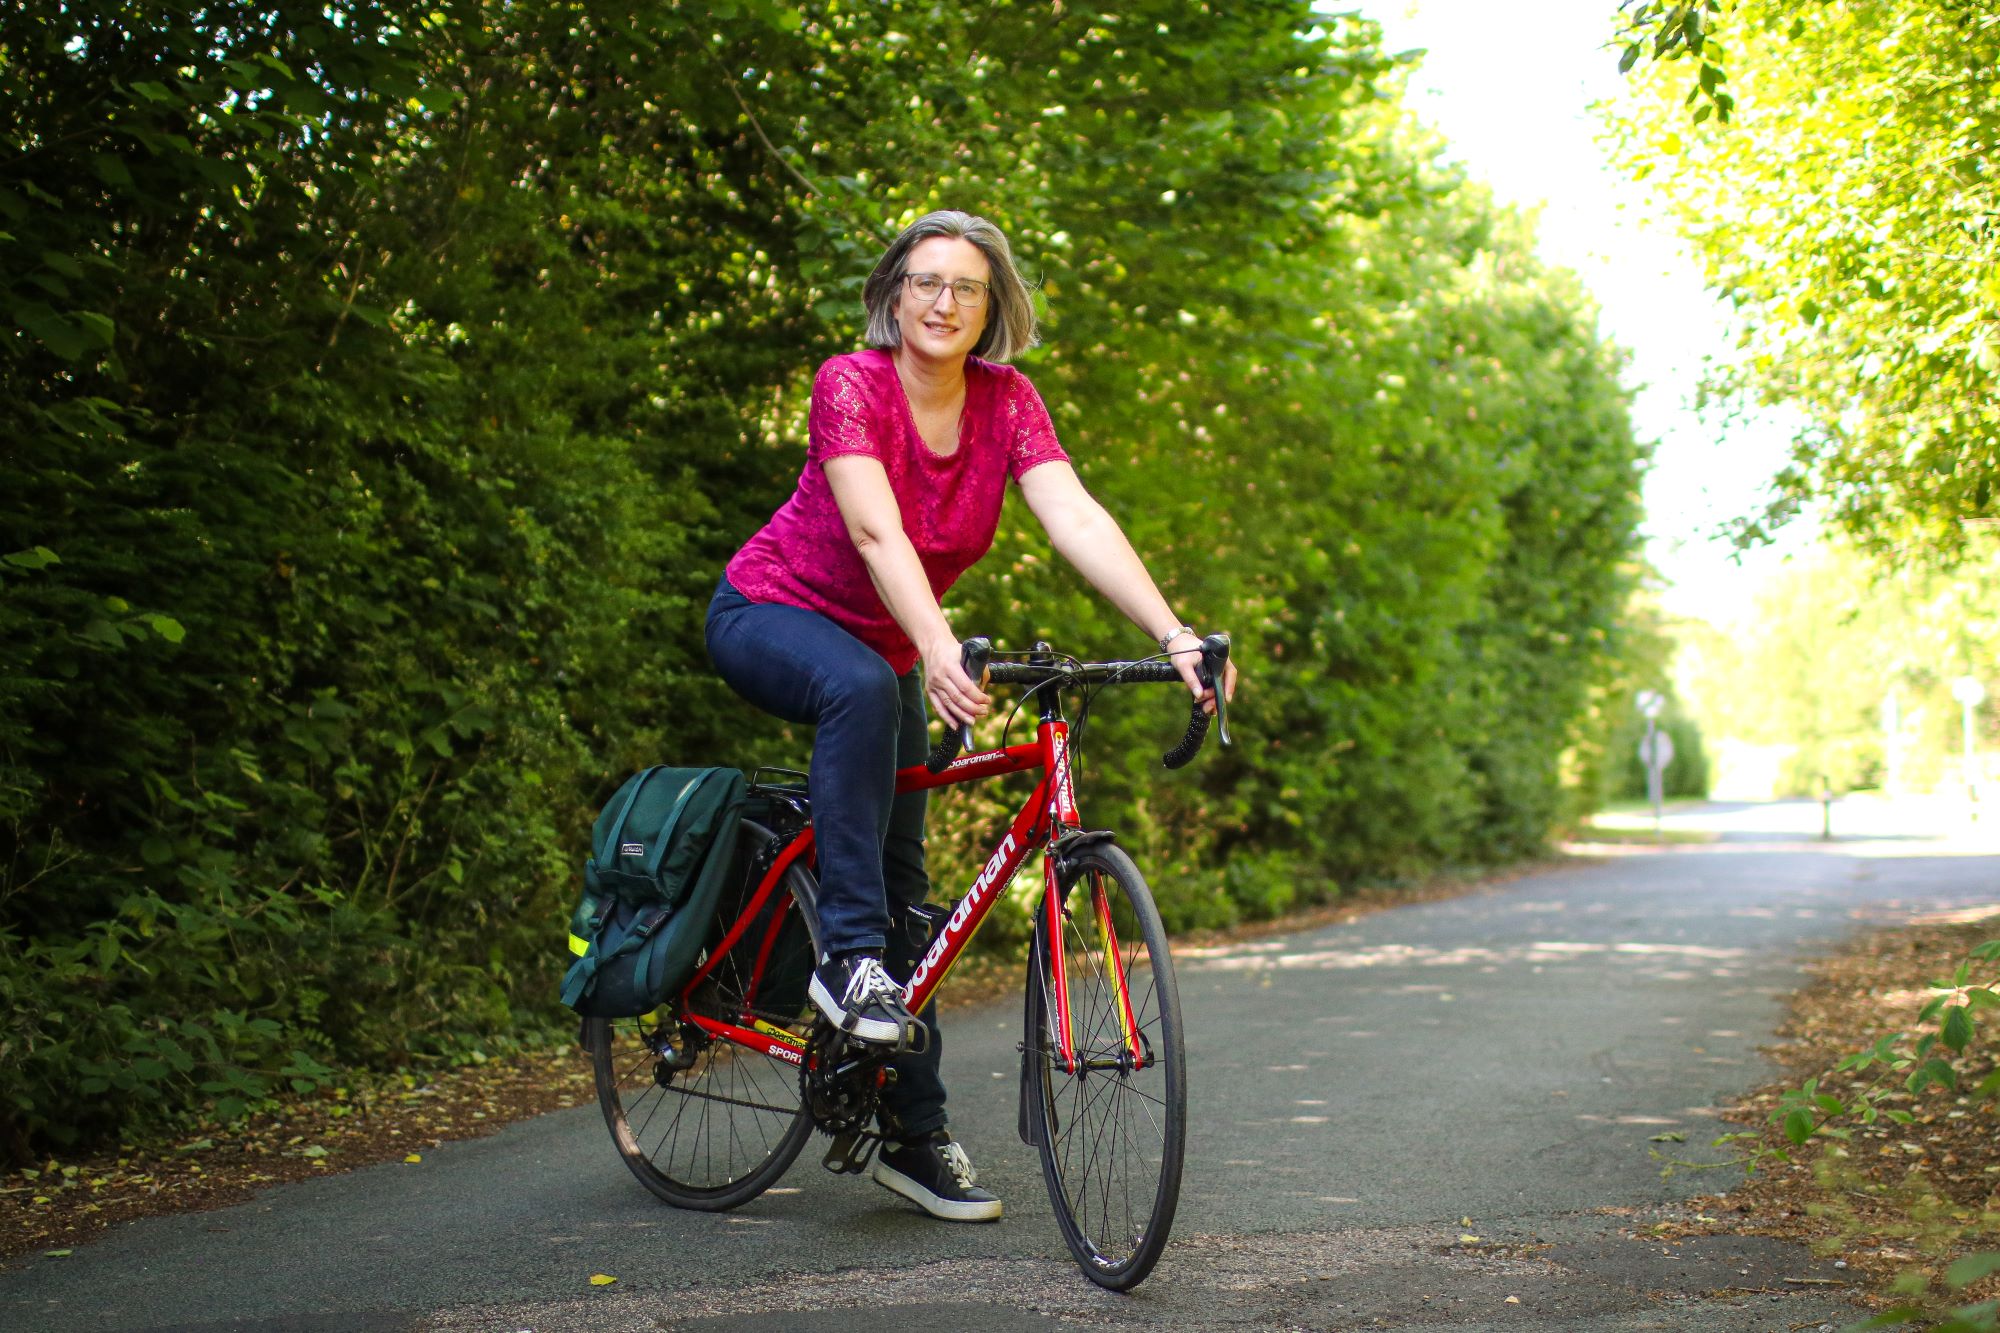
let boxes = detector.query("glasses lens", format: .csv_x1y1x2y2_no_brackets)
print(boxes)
906,274,985,306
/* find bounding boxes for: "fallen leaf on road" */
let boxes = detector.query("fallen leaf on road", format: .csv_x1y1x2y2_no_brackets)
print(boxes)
589,1273,616,1287
404,1154,422,1164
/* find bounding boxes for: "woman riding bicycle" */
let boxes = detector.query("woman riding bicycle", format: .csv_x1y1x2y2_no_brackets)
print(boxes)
706,209,1237,1223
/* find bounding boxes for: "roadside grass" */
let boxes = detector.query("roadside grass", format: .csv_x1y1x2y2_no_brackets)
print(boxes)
1565,805,1720,847
1677,916,2000,1323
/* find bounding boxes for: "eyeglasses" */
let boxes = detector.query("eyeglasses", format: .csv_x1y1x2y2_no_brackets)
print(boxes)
903,272,990,307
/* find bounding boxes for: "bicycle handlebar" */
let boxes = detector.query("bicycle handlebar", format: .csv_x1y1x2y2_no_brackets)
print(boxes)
924,633,1232,774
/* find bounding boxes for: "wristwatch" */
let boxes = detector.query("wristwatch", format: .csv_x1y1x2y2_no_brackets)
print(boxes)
1158,625,1198,653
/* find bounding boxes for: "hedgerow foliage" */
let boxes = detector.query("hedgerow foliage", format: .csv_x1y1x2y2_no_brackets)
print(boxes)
0,0,1644,1157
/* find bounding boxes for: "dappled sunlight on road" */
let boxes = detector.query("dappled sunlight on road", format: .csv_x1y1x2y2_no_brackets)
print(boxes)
1179,938,1750,974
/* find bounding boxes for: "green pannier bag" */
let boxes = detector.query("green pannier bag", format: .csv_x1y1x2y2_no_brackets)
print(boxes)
560,765,748,1018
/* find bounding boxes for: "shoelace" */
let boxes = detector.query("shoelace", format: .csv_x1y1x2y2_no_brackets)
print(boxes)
938,1140,978,1189
841,956,905,1010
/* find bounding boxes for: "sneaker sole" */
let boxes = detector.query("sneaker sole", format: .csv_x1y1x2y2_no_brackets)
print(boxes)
871,1161,1003,1222
807,975,905,1045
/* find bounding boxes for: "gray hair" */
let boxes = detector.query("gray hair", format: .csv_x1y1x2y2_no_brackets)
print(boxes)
861,210,1040,363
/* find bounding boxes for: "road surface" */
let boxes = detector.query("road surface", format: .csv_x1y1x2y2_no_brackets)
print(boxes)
6,797,1997,1331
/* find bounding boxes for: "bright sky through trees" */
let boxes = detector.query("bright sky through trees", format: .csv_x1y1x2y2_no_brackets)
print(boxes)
1354,0,1817,622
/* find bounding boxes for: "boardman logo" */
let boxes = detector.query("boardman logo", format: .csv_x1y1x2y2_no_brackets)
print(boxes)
908,831,1017,993
1052,734,1076,817
619,842,645,856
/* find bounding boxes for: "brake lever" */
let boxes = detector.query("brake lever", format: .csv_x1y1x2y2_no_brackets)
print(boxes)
957,636,992,753
1200,632,1231,748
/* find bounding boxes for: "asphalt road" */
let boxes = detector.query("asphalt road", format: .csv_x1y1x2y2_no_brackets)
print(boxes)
8,797,1999,1332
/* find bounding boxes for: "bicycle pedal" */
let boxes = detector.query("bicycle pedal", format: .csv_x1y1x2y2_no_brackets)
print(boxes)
822,1130,879,1175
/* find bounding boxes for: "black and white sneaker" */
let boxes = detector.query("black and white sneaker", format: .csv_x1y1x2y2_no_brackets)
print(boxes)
872,1131,1002,1222
808,952,916,1045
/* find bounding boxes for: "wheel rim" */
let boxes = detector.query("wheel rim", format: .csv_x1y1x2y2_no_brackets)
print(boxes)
1033,859,1184,1283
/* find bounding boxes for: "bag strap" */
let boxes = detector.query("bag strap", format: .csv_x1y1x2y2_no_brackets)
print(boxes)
559,906,669,1007
643,769,720,880
604,765,667,855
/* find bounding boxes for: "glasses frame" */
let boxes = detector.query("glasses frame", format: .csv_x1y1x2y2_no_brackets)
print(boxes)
901,271,990,308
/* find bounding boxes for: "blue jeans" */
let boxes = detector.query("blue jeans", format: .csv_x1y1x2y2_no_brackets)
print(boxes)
705,576,946,1137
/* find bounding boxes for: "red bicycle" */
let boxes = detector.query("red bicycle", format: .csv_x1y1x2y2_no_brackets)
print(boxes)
582,633,1232,1290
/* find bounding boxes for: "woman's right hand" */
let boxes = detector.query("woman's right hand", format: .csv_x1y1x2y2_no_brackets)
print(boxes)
921,635,991,730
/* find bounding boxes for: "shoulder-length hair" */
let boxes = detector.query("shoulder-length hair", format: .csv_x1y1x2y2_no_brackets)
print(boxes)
861,210,1040,363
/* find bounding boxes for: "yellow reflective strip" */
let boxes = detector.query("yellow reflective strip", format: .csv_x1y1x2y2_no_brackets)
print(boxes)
567,932,589,957
752,1018,807,1048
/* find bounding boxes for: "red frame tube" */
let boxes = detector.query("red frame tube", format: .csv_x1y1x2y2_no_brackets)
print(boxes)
680,719,1141,1079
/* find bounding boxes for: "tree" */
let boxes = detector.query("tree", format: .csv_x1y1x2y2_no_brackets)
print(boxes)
1606,0,2000,560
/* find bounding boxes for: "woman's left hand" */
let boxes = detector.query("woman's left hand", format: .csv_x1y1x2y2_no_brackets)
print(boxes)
1164,630,1236,716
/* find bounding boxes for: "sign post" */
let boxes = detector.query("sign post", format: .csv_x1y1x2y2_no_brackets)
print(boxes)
1953,676,1986,820
1636,690,1669,836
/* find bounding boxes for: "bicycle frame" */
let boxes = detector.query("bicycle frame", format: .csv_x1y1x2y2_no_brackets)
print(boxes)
676,712,1144,1077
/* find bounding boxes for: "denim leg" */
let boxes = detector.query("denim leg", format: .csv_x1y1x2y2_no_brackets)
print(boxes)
880,668,948,1139
705,582,902,958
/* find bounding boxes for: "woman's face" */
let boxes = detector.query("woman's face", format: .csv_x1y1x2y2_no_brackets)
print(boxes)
894,236,991,364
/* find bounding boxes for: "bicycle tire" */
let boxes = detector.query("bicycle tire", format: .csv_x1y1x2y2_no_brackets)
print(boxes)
1023,841,1186,1289
585,819,819,1210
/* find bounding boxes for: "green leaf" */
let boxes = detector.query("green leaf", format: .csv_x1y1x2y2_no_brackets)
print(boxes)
128,79,177,103
73,311,115,348
1782,1108,1814,1145
3,546,60,570
141,614,187,644
1946,1253,2000,1289
91,154,134,187
14,305,91,360
1942,1005,1975,1052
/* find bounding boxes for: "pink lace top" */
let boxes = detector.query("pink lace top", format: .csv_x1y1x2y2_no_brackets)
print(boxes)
726,349,1070,672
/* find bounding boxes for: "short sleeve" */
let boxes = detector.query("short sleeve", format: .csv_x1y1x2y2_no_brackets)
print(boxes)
807,357,886,465
1002,368,1070,482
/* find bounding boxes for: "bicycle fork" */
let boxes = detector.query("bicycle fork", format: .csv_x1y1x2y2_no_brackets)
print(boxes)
1019,854,1149,1146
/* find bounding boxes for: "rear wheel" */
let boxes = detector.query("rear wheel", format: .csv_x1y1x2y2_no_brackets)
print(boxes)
585,819,819,1210
1024,841,1186,1289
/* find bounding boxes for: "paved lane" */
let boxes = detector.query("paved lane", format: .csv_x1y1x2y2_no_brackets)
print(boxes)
6,799,1997,1331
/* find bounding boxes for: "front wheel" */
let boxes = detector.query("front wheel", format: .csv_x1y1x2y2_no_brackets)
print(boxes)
1024,841,1186,1289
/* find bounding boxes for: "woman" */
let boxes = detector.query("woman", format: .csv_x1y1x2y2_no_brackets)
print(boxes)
706,210,1236,1223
